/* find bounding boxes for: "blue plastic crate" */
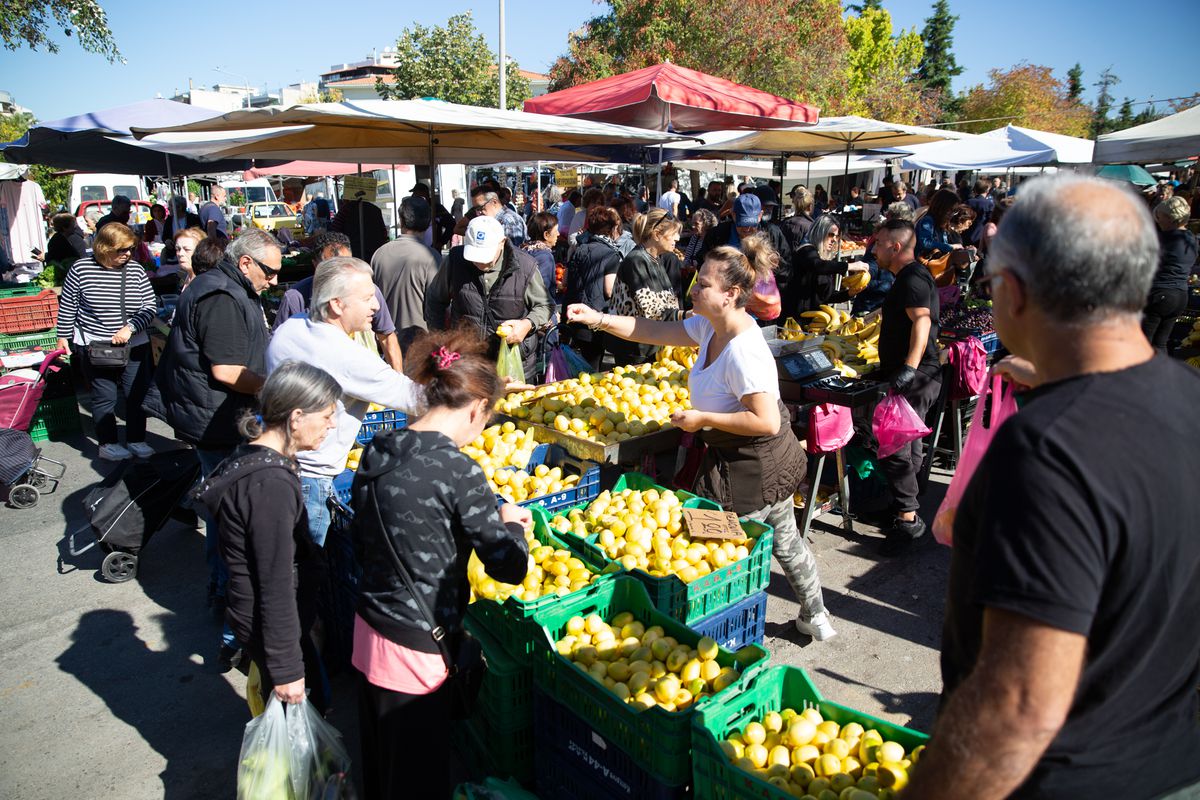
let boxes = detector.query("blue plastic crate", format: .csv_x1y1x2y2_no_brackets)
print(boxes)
496,443,602,513
533,689,690,800
355,408,408,446
690,590,767,652
332,468,356,506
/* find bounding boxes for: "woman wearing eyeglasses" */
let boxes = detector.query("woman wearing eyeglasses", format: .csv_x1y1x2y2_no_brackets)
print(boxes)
56,222,160,461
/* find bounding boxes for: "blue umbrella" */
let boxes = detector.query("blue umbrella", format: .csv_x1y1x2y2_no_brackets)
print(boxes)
0,98,275,174
1096,164,1157,186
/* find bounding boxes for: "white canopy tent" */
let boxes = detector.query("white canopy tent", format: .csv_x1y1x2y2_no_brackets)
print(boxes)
1093,105,1200,165
894,124,1093,170
675,155,888,181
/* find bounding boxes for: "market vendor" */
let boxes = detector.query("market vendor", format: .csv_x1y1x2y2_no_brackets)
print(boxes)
566,237,837,642
785,214,869,316
872,218,942,556
267,257,426,548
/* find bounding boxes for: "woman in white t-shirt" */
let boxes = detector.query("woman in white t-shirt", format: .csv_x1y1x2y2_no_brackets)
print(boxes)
566,238,836,641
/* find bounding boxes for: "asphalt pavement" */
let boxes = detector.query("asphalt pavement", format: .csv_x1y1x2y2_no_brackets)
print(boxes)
0,402,953,798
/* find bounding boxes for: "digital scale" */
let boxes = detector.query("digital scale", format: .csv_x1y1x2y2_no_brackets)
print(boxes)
776,343,885,408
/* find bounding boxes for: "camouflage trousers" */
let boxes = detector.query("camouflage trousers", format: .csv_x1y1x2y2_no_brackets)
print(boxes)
742,499,826,619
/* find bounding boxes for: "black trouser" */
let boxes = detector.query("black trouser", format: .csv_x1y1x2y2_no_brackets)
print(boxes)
878,369,943,515
357,671,452,800
79,342,159,445
1142,287,1188,352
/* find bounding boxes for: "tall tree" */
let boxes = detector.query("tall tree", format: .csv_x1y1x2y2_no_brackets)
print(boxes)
0,112,71,210
845,0,883,14
843,7,938,123
917,0,963,119
1116,97,1134,129
959,63,1091,137
0,0,122,62
1066,63,1084,102
1090,67,1120,137
376,12,530,110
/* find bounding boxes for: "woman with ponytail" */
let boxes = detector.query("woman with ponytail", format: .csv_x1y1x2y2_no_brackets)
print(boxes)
195,361,342,710
349,326,531,799
567,238,837,643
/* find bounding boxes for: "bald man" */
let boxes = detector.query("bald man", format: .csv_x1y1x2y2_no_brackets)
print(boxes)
905,175,1200,800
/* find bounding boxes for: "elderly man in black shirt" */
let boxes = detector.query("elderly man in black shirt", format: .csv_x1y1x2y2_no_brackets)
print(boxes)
905,175,1200,800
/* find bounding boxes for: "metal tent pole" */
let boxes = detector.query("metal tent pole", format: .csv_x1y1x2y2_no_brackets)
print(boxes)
357,162,364,255
391,163,399,238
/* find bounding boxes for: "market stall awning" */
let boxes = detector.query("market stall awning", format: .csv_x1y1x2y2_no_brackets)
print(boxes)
522,62,818,132
241,161,403,179
1094,105,1200,165
691,116,964,158
0,98,273,175
1096,164,1158,186
131,99,695,165
675,155,889,181
894,124,1092,170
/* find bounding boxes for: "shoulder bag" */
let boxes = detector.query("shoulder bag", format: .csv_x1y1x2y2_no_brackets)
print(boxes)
368,478,483,718
86,266,131,368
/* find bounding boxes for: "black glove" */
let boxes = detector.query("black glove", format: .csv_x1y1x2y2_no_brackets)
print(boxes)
891,365,918,393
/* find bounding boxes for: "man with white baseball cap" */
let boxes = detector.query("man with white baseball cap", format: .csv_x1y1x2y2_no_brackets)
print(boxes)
425,215,553,382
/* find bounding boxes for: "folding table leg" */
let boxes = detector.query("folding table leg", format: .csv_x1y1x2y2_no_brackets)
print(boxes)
835,446,853,534
800,453,826,542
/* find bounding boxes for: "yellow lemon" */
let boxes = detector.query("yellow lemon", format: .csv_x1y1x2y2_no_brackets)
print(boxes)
743,721,767,746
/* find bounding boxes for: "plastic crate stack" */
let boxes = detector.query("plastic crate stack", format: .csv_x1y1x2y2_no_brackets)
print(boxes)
494,443,603,512
0,288,79,441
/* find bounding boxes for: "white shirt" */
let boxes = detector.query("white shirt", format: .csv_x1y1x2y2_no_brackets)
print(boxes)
267,317,425,477
683,315,779,414
657,191,681,213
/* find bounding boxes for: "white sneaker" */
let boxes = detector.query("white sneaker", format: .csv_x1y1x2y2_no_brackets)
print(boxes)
128,442,155,459
99,443,132,461
796,612,838,641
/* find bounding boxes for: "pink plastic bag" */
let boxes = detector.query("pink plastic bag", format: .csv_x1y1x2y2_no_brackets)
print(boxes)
945,336,989,401
542,344,571,384
872,392,933,459
808,403,854,454
932,374,1019,545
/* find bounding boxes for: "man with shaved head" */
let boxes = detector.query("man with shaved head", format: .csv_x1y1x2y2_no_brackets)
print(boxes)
905,175,1200,800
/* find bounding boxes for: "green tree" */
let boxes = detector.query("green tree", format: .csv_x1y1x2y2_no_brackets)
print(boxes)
376,12,530,110
959,63,1091,137
845,0,883,14
1066,62,1084,102
0,111,71,210
1090,67,1119,137
917,0,963,120
1116,97,1134,129
0,0,122,63
842,7,937,123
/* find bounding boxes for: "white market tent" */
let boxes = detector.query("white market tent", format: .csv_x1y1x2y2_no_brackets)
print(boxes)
894,124,1093,171
1093,105,1200,165
675,155,888,181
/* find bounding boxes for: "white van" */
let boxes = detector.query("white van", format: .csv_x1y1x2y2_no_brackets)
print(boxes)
219,179,278,215
70,173,151,223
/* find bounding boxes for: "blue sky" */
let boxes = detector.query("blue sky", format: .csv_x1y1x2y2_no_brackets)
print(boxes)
2,1,1195,123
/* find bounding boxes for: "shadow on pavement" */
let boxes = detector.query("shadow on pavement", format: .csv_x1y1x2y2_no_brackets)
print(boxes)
812,666,941,732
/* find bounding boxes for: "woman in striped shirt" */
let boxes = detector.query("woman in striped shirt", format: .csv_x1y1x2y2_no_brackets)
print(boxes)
56,223,161,461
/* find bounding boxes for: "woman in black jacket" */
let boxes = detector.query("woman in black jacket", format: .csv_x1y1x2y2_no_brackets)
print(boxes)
1143,196,1197,351
564,206,625,368
608,208,684,365
38,212,87,264
196,361,342,711
786,215,868,316
350,327,530,800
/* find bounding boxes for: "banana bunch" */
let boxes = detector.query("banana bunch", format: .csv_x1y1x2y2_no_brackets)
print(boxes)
1182,319,1200,348
801,305,852,334
656,346,698,370
823,317,882,376
778,318,810,342
1187,356,1200,370
844,271,870,293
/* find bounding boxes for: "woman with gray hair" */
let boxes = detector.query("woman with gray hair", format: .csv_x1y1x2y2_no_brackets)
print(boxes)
785,214,869,317
196,361,341,712
1142,196,1197,351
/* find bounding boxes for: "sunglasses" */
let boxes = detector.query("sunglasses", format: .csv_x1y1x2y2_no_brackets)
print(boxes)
250,257,281,279
116,246,136,255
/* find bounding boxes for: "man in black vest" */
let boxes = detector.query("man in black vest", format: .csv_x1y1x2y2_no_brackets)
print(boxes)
425,216,553,383
157,227,280,669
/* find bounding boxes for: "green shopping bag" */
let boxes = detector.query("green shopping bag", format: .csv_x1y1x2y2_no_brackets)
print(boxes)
496,339,524,383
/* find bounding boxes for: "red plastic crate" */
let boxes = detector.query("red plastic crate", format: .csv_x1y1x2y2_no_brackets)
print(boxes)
0,290,58,334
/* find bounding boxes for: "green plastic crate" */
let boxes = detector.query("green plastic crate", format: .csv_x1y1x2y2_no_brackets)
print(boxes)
549,473,775,625
465,505,622,665
691,665,929,800
530,575,769,787
0,286,44,299
457,614,535,785
0,330,60,359
28,395,81,442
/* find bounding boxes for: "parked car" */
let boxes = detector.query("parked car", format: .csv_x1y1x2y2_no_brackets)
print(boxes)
247,202,303,238
74,200,154,228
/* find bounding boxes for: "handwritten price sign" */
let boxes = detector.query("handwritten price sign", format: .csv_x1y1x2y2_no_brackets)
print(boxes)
681,508,744,541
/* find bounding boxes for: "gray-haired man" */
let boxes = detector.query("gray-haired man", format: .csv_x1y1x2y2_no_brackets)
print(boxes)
906,175,1200,800
267,257,424,547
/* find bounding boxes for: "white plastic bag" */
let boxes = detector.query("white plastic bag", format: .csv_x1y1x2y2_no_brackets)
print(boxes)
237,696,354,799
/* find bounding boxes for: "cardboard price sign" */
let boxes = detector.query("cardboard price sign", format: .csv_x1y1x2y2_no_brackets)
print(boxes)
554,168,578,189
342,176,378,202
682,508,744,541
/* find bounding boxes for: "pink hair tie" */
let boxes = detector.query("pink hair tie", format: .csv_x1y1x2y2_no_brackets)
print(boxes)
433,346,461,370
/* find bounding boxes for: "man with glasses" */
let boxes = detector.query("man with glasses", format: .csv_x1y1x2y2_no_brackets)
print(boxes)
157,228,281,671
872,217,942,556
906,175,1200,799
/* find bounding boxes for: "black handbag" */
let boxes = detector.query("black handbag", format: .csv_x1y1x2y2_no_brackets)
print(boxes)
85,266,131,368
368,478,484,719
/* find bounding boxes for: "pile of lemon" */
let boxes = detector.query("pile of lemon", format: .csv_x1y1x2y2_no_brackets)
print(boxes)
555,612,741,712
467,525,601,604
492,463,582,504
462,422,539,474
721,707,922,799
549,488,754,583
345,446,363,471
495,361,691,444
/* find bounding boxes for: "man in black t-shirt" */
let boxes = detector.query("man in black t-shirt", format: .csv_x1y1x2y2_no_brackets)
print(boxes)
872,218,941,554
906,175,1200,800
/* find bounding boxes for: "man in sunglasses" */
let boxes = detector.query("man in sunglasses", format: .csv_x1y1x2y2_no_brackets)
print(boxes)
905,175,1200,799
157,228,282,669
